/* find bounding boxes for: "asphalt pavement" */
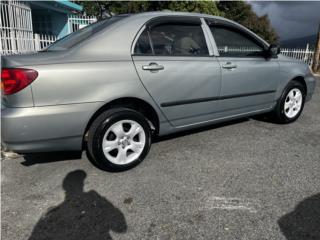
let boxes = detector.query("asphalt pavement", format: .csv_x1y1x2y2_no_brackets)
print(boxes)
1,78,320,240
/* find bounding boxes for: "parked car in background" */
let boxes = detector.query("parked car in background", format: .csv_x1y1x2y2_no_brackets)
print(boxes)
1,12,316,171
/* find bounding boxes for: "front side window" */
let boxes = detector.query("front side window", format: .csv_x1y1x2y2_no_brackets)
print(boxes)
210,26,264,57
134,23,209,56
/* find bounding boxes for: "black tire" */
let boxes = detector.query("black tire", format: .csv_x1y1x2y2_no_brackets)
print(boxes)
273,80,306,124
87,108,151,171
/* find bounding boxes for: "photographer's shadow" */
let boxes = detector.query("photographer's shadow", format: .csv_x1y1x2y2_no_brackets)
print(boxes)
28,170,127,240
278,193,320,240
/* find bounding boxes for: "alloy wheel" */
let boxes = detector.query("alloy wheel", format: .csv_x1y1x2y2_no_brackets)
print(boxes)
102,120,146,165
284,88,303,119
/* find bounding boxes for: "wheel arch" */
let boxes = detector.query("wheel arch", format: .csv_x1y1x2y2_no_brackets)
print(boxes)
83,97,160,147
291,76,307,94
277,75,308,102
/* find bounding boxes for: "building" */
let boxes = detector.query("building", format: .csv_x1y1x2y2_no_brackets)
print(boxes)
0,0,96,55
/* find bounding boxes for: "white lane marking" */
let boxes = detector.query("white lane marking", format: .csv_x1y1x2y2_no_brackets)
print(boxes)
205,196,260,213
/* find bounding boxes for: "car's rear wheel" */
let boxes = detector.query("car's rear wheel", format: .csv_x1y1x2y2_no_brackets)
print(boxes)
273,80,306,123
87,108,151,171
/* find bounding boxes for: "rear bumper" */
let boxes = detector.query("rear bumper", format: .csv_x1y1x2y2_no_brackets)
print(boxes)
2,136,83,154
1,102,103,153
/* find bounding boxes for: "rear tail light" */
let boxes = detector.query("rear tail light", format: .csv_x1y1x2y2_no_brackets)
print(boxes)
1,68,38,95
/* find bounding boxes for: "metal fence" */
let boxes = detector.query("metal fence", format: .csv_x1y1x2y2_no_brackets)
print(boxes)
0,0,34,54
281,44,314,66
1,31,57,55
0,1,96,55
217,45,315,66
34,34,57,51
68,15,97,33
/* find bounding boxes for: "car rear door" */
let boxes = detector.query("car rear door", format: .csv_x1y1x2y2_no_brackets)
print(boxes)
132,16,221,127
207,20,280,115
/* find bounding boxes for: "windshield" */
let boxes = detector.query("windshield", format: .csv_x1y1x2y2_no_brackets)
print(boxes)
46,16,127,51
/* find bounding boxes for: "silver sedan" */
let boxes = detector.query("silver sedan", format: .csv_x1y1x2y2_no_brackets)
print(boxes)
1,12,316,171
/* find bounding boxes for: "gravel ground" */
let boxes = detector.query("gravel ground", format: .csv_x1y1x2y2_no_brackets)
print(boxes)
1,78,319,240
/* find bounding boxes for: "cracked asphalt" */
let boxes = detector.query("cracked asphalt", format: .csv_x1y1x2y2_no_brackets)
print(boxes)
1,78,319,240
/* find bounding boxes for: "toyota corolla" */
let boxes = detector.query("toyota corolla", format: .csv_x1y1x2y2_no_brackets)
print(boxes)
1,12,316,171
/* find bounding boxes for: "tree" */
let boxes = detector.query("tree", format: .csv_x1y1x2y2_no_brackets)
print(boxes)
217,1,279,43
312,23,320,73
76,1,278,44
77,1,221,20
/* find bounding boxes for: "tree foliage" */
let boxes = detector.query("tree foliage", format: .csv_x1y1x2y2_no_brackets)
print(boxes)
312,24,320,73
217,1,279,43
76,0,278,43
77,1,221,19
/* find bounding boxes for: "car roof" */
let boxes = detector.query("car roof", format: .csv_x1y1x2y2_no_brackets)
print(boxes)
118,11,225,21
119,11,262,38
122,11,217,17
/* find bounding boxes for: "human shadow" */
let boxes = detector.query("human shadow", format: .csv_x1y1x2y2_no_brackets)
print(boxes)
28,170,127,240
278,193,320,240
21,151,83,166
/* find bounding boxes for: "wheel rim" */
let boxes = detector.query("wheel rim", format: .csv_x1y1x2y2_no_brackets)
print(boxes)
102,120,146,165
284,88,303,119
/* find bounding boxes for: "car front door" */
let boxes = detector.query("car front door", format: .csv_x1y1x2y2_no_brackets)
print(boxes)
208,21,280,116
132,17,221,127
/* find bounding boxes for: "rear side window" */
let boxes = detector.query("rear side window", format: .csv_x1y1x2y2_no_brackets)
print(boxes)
134,30,153,55
134,23,209,56
210,26,264,57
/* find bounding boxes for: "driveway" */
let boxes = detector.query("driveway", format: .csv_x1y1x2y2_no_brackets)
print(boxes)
2,78,320,240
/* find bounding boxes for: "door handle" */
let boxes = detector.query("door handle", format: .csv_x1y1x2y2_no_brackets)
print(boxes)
142,63,164,72
222,62,237,69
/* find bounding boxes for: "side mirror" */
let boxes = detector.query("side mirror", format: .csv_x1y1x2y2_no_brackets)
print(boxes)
266,44,281,58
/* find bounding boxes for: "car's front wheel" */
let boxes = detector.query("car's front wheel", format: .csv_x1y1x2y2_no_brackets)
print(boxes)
87,108,151,171
273,80,306,123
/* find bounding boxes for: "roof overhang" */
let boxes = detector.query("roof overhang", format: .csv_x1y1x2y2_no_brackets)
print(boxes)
54,0,83,12
29,1,83,14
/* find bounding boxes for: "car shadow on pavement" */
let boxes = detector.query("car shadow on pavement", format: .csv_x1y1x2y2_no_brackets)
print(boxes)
28,170,127,240
154,118,249,142
21,117,265,165
21,151,83,166
278,193,320,240
20,119,250,165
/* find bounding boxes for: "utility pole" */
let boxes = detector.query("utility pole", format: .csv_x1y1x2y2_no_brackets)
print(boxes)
312,23,320,73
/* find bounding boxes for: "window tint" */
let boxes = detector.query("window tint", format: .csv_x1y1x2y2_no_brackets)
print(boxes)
210,26,264,57
134,23,209,56
134,29,152,55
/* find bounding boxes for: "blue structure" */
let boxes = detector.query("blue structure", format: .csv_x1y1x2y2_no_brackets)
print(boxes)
29,1,83,38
